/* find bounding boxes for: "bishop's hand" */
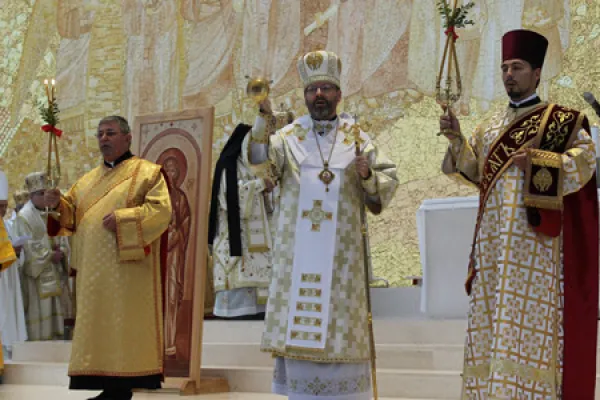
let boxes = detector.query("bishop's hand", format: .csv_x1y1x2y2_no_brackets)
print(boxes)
259,98,273,115
355,155,371,179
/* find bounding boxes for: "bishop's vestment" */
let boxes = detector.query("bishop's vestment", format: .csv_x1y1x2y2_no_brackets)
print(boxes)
250,112,398,399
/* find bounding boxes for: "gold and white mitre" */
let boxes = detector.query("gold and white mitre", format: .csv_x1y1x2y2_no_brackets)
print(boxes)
297,50,342,88
25,171,48,193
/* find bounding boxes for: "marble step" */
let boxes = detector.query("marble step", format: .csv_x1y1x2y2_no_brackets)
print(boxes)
11,341,465,371
201,319,469,345
3,361,461,398
8,361,600,399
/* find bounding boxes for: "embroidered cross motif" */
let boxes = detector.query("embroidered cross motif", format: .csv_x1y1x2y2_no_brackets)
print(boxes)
301,200,333,232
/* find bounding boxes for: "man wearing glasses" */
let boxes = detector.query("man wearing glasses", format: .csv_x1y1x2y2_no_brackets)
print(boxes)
44,116,172,400
248,50,398,400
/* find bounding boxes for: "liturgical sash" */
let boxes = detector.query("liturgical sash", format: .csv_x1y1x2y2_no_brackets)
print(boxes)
466,104,586,293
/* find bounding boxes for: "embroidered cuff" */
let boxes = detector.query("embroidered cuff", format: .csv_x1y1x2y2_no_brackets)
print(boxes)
115,208,146,262
361,170,378,196
524,149,563,210
251,114,275,144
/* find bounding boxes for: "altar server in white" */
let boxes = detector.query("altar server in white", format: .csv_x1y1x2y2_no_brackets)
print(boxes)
0,170,27,358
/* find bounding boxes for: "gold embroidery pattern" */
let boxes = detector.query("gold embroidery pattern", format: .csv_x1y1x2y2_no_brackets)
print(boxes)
301,273,322,283
540,110,575,151
529,149,562,168
299,288,322,297
290,330,322,342
305,51,324,70
301,200,333,232
463,359,557,385
509,114,542,145
533,167,553,192
294,316,323,327
296,302,323,313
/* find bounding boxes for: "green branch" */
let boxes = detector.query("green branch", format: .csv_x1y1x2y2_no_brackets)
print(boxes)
38,100,60,127
437,0,475,29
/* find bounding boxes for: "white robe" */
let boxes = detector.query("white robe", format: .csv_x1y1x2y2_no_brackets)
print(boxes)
0,216,27,353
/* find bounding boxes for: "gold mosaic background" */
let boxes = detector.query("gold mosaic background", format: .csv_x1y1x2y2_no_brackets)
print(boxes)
1,0,599,286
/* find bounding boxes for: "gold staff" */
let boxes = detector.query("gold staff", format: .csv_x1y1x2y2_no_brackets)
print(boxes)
351,118,378,400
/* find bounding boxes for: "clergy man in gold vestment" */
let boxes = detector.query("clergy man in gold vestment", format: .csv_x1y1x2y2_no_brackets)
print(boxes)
45,116,172,400
441,30,598,399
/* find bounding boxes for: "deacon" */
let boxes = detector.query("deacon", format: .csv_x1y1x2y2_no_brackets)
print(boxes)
0,170,27,359
0,214,17,384
44,116,172,400
14,171,68,341
208,111,292,320
249,50,398,399
440,30,598,399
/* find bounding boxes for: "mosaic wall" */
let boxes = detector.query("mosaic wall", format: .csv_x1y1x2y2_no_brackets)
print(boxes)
1,0,599,286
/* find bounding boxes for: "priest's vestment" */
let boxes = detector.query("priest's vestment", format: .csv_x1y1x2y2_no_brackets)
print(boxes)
0,216,27,352
0,220,16,377
15,201,67,341
48,156,171,387
250,112,398,399
443,102,598,399
211,146,274,317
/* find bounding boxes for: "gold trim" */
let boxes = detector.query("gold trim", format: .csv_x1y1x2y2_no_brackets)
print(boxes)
301,273,322,283
263,348,369,364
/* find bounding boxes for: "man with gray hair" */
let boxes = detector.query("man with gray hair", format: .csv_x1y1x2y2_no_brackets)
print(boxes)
44,116,172,400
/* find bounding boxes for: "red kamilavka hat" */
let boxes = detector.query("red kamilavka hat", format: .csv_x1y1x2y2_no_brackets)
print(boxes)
502,29,548,68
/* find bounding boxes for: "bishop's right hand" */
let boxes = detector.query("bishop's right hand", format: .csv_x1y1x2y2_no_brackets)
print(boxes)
44,188,61,209
259,98,273,115
439,106,461,140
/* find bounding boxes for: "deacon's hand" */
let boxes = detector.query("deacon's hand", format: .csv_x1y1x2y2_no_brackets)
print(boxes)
103,212,117,232
355,155,371,179
44,188,62,209
512,150,528,171
259,99,273,115
439,106,462,139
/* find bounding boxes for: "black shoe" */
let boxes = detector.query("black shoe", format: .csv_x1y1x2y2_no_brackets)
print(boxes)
106,389,133,400
87,392,109,400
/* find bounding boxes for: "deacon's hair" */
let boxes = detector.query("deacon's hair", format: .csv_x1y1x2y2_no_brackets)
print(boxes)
98,115,131,134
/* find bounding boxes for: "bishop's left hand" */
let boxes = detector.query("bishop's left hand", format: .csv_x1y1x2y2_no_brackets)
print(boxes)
355,155,371,179
512,149,528,171
103,212,117,232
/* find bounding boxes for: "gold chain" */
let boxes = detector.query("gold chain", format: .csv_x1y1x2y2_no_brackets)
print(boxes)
314,125,339,169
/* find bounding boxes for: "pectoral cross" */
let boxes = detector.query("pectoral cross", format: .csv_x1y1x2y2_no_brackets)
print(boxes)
301,200,333,232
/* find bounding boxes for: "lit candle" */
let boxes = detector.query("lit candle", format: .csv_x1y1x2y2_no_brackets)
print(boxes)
51,79,56,101
44,79,50,100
